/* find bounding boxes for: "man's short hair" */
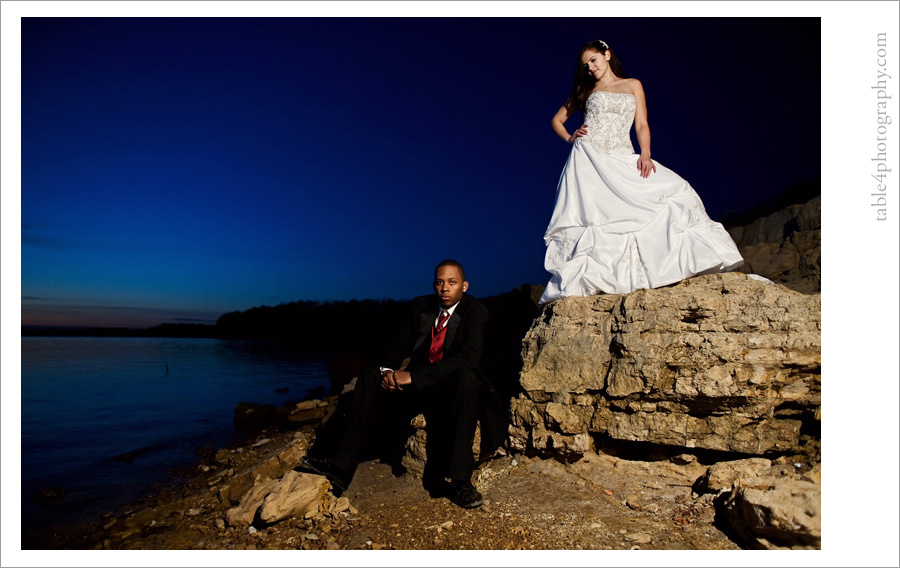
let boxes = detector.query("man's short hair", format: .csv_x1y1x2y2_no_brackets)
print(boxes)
435,259,466,281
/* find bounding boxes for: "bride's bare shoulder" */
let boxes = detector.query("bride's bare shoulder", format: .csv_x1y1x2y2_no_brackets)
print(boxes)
624,78,644,94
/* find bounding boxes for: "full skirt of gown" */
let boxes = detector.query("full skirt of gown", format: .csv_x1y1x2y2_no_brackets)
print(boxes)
540,138,744,304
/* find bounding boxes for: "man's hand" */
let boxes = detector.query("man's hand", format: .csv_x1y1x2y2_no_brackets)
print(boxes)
380,369,397,391
381,369,411,391
392,370,412,388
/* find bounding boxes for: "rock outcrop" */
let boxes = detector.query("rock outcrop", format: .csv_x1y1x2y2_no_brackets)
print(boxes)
726,196,820,294
691,457,821,549
510,272,820,459
508,271,821,550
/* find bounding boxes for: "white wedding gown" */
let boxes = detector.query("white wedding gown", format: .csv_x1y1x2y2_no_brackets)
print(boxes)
540,90,744,304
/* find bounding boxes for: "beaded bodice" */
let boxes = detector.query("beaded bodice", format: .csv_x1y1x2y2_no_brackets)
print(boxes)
582,90,636,154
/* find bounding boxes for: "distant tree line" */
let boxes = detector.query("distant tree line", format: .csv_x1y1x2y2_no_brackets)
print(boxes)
213,285,543,398
214,298,410,361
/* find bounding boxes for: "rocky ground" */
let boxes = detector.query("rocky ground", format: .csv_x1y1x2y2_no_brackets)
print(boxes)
26,273,824,553
36,425,753,551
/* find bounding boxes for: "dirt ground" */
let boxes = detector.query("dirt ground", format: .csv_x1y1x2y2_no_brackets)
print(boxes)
42,427,744,552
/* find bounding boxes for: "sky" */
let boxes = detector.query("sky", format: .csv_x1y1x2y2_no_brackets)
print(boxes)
15,15,823,328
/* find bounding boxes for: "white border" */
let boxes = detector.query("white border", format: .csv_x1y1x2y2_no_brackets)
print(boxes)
4,2,899,567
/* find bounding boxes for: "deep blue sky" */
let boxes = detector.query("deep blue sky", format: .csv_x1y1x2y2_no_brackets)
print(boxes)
20,17,820,328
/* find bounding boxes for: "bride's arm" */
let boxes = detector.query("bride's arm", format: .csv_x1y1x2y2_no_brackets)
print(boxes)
631,79,656,178
551,99,586,143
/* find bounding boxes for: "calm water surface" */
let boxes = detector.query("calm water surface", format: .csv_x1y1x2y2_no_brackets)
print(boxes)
21,336,329,541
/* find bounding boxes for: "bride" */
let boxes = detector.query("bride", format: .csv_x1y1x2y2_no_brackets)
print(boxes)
540,39,744,304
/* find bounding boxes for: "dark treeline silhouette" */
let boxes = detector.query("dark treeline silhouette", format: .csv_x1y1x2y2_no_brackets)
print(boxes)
216,299,406,347
215,285,543,399
215,298,410,375
720,179,821,228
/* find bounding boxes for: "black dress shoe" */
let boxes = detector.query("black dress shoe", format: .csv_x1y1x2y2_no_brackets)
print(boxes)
449,480,483,509
296,456,353,495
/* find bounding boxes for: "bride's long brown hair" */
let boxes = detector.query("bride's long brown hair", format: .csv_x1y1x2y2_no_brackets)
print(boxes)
568,40,628,111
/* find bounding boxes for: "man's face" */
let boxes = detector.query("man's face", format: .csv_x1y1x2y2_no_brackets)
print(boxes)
433,265,468,309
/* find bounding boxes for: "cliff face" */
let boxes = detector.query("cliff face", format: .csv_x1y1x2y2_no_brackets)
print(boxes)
726,195,821,294
510,272,820,460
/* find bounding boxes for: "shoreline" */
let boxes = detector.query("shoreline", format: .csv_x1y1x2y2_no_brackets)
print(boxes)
26,396,753,552
22,422,265,550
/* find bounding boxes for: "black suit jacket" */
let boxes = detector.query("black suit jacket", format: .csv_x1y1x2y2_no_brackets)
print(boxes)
382,293,487,391
380,293,508,452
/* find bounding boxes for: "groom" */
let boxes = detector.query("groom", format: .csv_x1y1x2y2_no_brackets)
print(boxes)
299,259,503,509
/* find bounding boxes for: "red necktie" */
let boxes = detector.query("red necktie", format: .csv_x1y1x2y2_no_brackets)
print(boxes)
429,310,451,363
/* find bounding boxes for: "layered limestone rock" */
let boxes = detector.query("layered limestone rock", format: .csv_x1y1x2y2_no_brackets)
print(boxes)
691,457,822,549
727,196,820,294
510,272,820,459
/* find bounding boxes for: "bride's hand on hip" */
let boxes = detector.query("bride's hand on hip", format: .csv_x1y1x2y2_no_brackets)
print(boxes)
637,154,656,178
567,125,588,144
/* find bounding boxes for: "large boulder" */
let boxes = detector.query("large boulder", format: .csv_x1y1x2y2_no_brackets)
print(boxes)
511,272,820,458
688,458,821,550
718,464,822,549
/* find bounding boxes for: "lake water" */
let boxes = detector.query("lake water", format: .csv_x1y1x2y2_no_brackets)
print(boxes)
20,336,330,544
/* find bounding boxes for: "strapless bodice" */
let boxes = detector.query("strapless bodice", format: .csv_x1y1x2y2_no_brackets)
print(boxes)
582,90,635,154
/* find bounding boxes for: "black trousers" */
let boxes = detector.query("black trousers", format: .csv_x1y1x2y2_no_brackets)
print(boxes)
318,365,481,483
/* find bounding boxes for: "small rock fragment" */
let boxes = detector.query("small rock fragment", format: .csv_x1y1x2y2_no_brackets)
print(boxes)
334,497,350,512
671,454,696,465
625,533,652,544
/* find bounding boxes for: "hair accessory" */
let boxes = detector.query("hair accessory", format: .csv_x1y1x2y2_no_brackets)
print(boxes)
596,39,609,49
